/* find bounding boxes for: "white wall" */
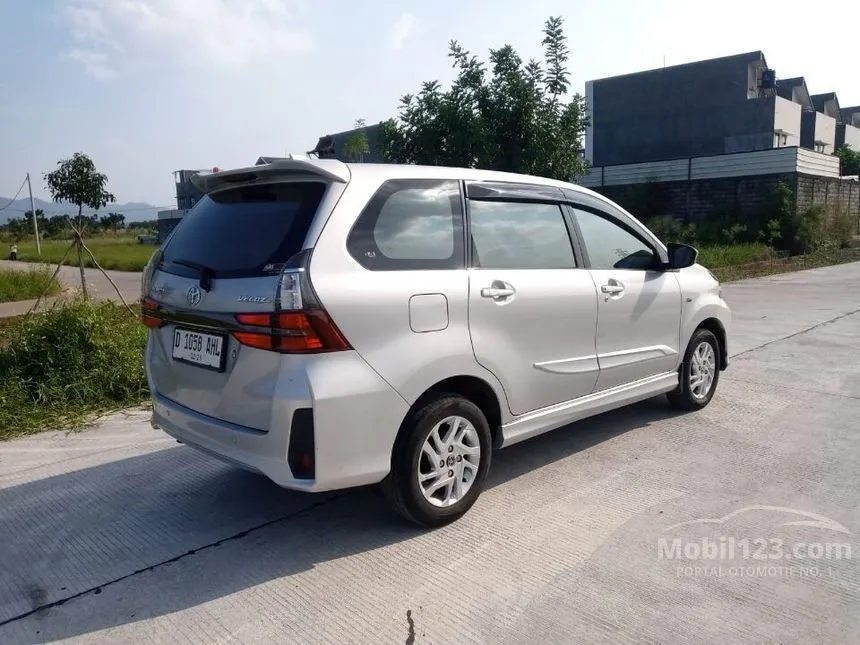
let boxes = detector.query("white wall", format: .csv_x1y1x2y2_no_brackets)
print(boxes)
579,147,841,187
842,124,860,151
773,97,801,146
814,112,837,154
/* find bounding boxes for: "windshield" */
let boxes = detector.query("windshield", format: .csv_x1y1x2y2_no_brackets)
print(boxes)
160,181,326,279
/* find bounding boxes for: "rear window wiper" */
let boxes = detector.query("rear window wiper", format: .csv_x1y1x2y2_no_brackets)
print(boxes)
171,258,217,292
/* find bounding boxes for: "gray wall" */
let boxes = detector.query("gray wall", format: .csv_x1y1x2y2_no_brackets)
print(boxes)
589,52,774,166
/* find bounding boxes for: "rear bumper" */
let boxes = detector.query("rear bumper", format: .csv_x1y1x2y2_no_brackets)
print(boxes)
150,350,410,493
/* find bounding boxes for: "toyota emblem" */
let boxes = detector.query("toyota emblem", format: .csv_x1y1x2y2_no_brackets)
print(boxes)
186,285,202,307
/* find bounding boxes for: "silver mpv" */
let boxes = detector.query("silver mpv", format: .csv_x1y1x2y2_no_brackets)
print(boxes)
143,156,731,526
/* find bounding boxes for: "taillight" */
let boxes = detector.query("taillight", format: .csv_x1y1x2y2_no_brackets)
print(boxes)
234,310,350,353
233,255,349,353
141,297,164,328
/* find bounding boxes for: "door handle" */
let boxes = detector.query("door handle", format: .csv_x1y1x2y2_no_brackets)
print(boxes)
481,287,515,299
601,284,624,295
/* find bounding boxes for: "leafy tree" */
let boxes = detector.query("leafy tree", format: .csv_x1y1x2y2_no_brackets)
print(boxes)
44,152,115,298
836,144,860,176
99,212,126,232
44,152,115,232
342,118,371,162
380,16,590,181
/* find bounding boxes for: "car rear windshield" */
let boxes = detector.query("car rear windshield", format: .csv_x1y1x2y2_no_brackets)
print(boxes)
160,181,326,278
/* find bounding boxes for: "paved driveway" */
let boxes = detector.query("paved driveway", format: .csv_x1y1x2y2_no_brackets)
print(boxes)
1,263,859,644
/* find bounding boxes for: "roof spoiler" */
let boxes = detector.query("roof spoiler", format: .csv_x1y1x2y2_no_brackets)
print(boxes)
191,155,351,193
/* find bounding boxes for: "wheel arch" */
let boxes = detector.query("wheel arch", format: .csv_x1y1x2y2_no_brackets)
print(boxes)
406,375,504,449
695,317,728,371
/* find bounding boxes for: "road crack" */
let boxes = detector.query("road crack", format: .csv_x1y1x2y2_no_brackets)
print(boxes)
0,493,346,628
730,308,860,360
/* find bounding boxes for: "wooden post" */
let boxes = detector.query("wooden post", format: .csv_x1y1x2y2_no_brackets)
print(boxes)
75,231,88,300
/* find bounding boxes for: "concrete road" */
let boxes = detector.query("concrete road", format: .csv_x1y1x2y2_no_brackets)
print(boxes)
1,263,860,644
0,260,141,312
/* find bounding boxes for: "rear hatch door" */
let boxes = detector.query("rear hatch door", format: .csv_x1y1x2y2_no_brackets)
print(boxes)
145,166,344,431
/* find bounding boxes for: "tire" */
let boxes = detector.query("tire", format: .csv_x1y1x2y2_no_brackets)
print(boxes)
667,328,721,411
382,394,492,527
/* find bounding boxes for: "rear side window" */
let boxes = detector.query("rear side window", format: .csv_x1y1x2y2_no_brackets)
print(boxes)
347,179,464,270
161,182,326,278
468,200,576,269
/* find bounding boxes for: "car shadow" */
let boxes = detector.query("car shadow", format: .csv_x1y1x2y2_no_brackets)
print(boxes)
0,397,686,643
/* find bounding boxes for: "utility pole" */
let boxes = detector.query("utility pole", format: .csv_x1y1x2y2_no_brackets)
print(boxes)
26,173,41,256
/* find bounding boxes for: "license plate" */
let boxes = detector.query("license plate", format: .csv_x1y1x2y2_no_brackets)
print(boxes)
172,328,226,371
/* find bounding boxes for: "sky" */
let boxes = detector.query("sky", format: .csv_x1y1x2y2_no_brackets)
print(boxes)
1,0,858,207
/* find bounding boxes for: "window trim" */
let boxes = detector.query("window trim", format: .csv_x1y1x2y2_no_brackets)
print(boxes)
465,180,566,203
345,178,466,271
567,204,665,272
464,195,582,270
561,188,668,263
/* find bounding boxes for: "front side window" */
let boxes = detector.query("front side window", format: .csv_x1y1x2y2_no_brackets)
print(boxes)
347,179,463,270
468,200,576,269
573,208,659,271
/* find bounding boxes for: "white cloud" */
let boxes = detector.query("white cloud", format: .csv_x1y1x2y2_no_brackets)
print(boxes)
64,48,117,81
389,12,415,51
59,0,314,79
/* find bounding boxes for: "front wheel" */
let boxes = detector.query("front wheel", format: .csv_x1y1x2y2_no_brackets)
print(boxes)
667,328,720,411
382,395,492,527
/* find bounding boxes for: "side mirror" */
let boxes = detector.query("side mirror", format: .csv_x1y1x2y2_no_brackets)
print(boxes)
666,243,698,270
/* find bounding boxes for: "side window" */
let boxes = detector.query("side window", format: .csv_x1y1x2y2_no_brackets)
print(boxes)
573,208,659,271
468,200,576,269
347,179,464,270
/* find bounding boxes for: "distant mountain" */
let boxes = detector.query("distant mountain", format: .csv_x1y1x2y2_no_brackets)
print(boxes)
0,196,164,224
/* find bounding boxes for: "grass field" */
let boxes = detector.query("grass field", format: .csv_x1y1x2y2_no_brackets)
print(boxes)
14,235,156,272
0,266,62,303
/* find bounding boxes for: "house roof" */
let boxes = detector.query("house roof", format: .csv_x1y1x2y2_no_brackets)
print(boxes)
776,77,812,108
841,106,860,126
587,50,766,84
811,92,840,115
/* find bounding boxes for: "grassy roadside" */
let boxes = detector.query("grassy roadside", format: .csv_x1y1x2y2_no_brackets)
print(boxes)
710,246,860,282
0,300,148,440
13,236,156,272
0,266,62,303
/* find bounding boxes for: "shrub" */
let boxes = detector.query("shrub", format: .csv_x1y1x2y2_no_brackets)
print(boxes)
0,300,148,438
644,215,697,245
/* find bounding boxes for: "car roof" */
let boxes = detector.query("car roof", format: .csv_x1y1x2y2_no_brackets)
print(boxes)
344,161,600,198
195,155,619,215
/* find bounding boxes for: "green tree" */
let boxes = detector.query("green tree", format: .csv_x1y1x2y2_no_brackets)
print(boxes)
45,153,115,230
44,152,116,298
836,144,860,176
380,16,590,181
342,118,371,162
99,212,126,232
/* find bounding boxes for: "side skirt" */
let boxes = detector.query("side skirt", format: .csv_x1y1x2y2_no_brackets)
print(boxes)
499,371,679,448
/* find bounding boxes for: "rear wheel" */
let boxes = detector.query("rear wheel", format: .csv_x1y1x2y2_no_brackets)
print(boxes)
668,328,720,411
382,395,492,527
